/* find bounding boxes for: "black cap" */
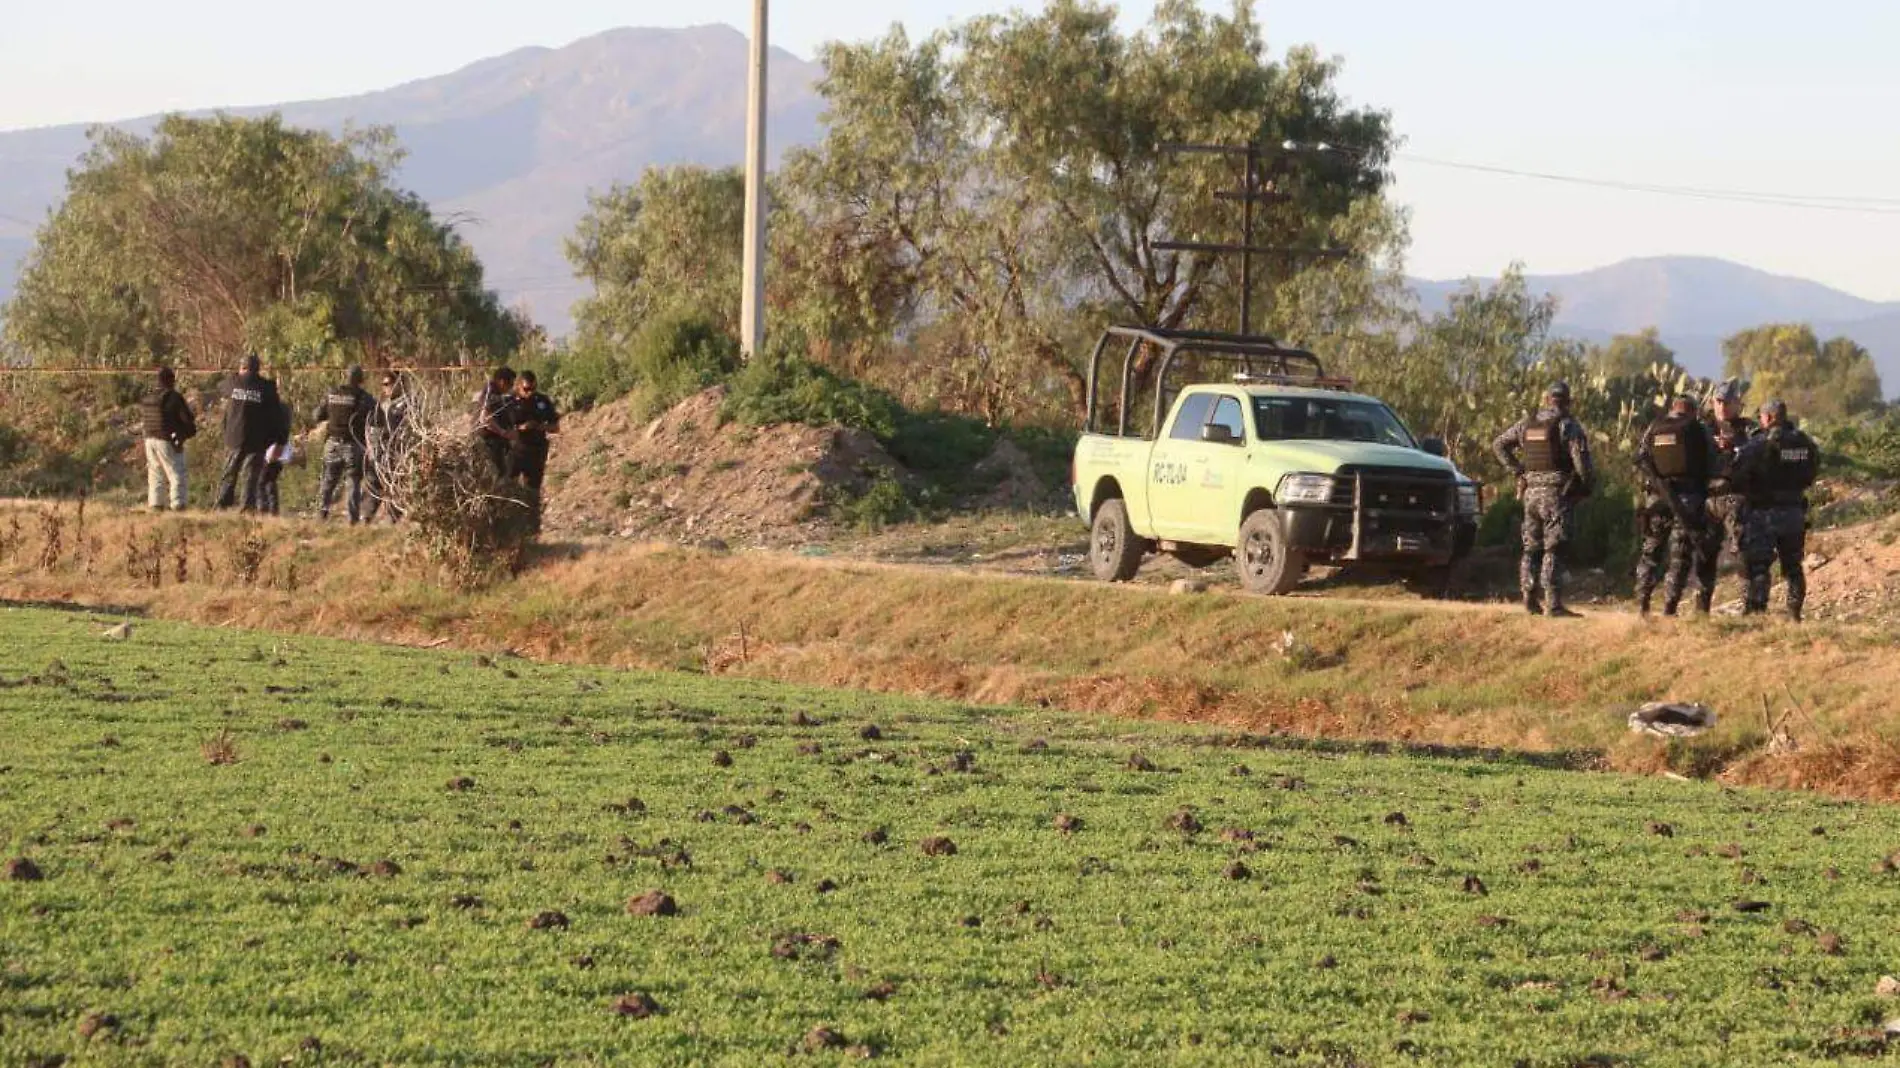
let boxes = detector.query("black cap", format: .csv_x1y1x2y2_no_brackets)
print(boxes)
157,366,176,387
1713,378,1744,403
1546,380,1571,402
494,366,516,384
1760,398,1788,422
241,352,261,374
348,365,366,386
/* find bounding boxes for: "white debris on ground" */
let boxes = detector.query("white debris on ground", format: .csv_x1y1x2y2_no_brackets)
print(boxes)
1627,702,1717,738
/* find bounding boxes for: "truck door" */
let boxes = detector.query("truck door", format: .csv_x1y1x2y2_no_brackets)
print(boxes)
1198,395,1250,544
1146,392,1213,540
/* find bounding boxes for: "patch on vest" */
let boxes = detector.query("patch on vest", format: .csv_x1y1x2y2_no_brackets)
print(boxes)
1779,448,1810,462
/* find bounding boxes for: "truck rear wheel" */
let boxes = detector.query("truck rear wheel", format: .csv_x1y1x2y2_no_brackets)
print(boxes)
1090,500,1144,582
1238,509,1305,595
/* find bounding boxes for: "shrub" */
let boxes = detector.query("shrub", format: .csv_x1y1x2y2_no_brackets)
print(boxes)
831,473,914,531
549,311,739,413
722,349,901,440
402,434,537,588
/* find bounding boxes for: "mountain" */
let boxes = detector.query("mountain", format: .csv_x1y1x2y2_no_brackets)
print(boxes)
0,25,826,336
1410,256,1900,392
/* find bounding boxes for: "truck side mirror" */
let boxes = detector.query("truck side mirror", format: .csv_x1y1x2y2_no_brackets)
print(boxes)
1201,424,1240,446
1419,436,1447,457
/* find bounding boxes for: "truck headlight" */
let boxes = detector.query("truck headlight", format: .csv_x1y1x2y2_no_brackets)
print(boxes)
1456,483,1481,515
1278,473,1337,505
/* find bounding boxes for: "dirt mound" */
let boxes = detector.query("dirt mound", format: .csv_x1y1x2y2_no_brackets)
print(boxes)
1805,512,1900,624
542,387,904,546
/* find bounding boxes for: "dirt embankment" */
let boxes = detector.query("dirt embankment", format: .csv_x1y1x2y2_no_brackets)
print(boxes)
6,503,1900,802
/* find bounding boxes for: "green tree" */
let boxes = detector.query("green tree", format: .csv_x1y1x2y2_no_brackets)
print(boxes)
4,114,523,369
1592,328,1679,381
781,0,1394,423
1721,323,1882,420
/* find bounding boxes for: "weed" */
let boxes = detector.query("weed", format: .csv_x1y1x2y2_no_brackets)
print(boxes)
230,527,268,586
200,728,239,765
36,506,64,571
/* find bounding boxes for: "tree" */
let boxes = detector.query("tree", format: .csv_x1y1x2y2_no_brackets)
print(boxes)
4,114,523,369
781,0,1394,422
1592,328,1678,381
1722,323,1882,420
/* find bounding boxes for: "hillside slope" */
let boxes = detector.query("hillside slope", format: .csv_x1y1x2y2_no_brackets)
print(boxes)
0,25,826,333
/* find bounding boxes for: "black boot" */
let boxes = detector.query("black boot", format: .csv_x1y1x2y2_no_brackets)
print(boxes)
1637,589,1653,617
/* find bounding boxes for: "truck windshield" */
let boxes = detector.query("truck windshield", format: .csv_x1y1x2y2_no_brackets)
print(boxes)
1252,396,1418,448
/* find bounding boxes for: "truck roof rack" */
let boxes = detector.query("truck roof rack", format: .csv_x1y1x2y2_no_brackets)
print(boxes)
1231,371,1357,390
1082,325,1332,439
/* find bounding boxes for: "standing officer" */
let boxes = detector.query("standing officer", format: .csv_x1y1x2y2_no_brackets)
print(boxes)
472,367,518,478
215,353,283,512
140,366,196,511
509,370,560,499
1697,378,1759,613
1493,381,1596,618
364,371,412,524
1732,399,1820,621
1633,394,1715,616
314,365,377,523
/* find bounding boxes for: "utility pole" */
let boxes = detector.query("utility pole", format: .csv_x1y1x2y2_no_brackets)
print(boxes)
1154,141,1348,336
739,0,769,359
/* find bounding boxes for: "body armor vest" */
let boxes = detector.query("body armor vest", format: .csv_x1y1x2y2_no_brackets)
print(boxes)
1760,429,1817,497
1648,413,1707,480
325,387,370,442
1520,415,1571,474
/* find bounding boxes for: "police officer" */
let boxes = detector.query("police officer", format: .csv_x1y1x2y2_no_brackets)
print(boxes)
1633,394,1716,616
215,353,284,512
140,366,197,511
1493,381,1596,618
509,370,560,496
1732,399,1820,621
314,365,377,523
1696,378,1760,613
363,371,412,524
473,366,518,478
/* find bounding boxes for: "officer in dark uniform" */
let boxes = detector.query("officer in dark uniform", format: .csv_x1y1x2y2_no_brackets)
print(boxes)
1493,381,1596,618
1633,394,1716,616
215,353,284,512
363,371,412,524
1697,378,1759,613
258,400,293,516
140,366,197,511
472,366,518,478
314,365,378,523
509,371,560,491
1732,399,1820,621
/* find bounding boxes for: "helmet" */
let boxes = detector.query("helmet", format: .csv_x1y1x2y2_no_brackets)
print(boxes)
1545,380,1571,403
348,365,366,386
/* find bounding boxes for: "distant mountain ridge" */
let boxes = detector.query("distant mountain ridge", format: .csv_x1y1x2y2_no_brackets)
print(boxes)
0,25,827,336
1410,256,1900,391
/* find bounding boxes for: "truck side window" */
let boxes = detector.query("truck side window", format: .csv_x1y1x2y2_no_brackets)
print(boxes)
1208,397,1246,444
1168,393,1215,441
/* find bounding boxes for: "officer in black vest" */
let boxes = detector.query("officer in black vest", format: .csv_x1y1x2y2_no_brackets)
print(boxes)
215,353,284,512
509,370,560,497
1732,399,1820,621
363,371,412,524
1493,381,1596,618
472,367,518,479
1633,394,1715,616
314,365,378,523
140,366,197,511
1696,378,1759,613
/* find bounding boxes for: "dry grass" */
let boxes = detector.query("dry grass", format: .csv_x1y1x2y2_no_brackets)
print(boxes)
7,502,1900,800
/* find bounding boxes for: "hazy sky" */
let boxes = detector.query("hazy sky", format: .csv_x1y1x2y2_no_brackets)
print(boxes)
5,0,1896,299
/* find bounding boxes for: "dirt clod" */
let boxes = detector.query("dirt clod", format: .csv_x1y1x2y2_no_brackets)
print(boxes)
1166,809,1203,835
1223,862,1252,881
1125,752,1157,772
862,981,898,1001
1717,842,1746,859
859,724,882,741
450,894,483,910
527,910,570,930
1818,931,1846,956
5,857,44,882
815,878,839,894
626,890,678,917
1463,875,1488,896
1639,944,1669,962
242,824,267,838
1384,812,1409,828
711,750,733,768
1646,821,1674,837
446,776,475,792
1054,813,1082,834
1875,975,1900,998
220,1055,252,1068
611,992,663,1019
861,827,889,846
920,836,958,857
1731,899,1773,914
367,860,401,878
957,915,981,928
803,1026,848,1053
767,870,794,885
76,1012,118,1040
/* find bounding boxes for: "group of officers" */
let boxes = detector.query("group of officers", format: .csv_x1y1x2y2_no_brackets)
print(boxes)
137,356,559,524
1493,379,1820,621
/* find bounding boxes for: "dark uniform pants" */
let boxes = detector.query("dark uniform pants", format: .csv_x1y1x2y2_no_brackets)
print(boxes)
1742,505,1807,617
259,461,284,515
1520,481,1573,610
481,434,511,479
216,449,268,512
363,448,401,523
1695,493,1747,611
319,439,366,522
1635,489,1706,613
512,441,549,533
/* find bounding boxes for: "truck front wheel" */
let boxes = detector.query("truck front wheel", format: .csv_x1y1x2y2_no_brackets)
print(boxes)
1238,510,1306,595
1089,500,1145,582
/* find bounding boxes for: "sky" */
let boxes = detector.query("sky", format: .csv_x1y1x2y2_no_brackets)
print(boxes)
4,0,1896,300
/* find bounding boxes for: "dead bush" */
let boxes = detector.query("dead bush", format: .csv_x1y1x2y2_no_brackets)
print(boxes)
202,729,240,765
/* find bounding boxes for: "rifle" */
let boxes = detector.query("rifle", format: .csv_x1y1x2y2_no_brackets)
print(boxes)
1636,453,1697,532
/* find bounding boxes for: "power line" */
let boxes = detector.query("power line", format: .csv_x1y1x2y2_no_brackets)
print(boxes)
1393,154,1900,215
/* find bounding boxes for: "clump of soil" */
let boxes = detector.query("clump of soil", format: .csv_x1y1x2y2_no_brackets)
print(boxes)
1125,752,1158,772
1054,813,1082,834
527,910,570,930
771,932,842,961
767,870,795,885
1165,809,1202,835
5,857,43,881
541,386,908,546
861,827,889,846
367,860,401,878
611,992,663,1019
1223,862,1252,881
801,1026,848,1053
919,836,958,857
1462,875,1488,896
626,890,678,917
711,750,733,768
446,776,476,792
77,1011,119,1040
860,725,883,741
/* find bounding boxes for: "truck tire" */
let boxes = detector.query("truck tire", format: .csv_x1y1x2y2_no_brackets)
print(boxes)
1238,509,1305,595
1090,499,1144,582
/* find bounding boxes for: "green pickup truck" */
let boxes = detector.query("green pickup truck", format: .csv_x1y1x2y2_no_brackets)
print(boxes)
1072,327,1482,594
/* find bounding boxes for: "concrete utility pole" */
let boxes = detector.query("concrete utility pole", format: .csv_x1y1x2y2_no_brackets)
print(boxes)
739,0,769,359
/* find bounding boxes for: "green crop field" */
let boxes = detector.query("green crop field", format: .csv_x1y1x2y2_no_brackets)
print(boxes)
3,605,1899,1066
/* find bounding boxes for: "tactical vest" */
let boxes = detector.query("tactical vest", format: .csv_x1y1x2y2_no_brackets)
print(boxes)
1761,430,1817,497
1520,415,1571,474
325,387,369,441
1648,414,1707,481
